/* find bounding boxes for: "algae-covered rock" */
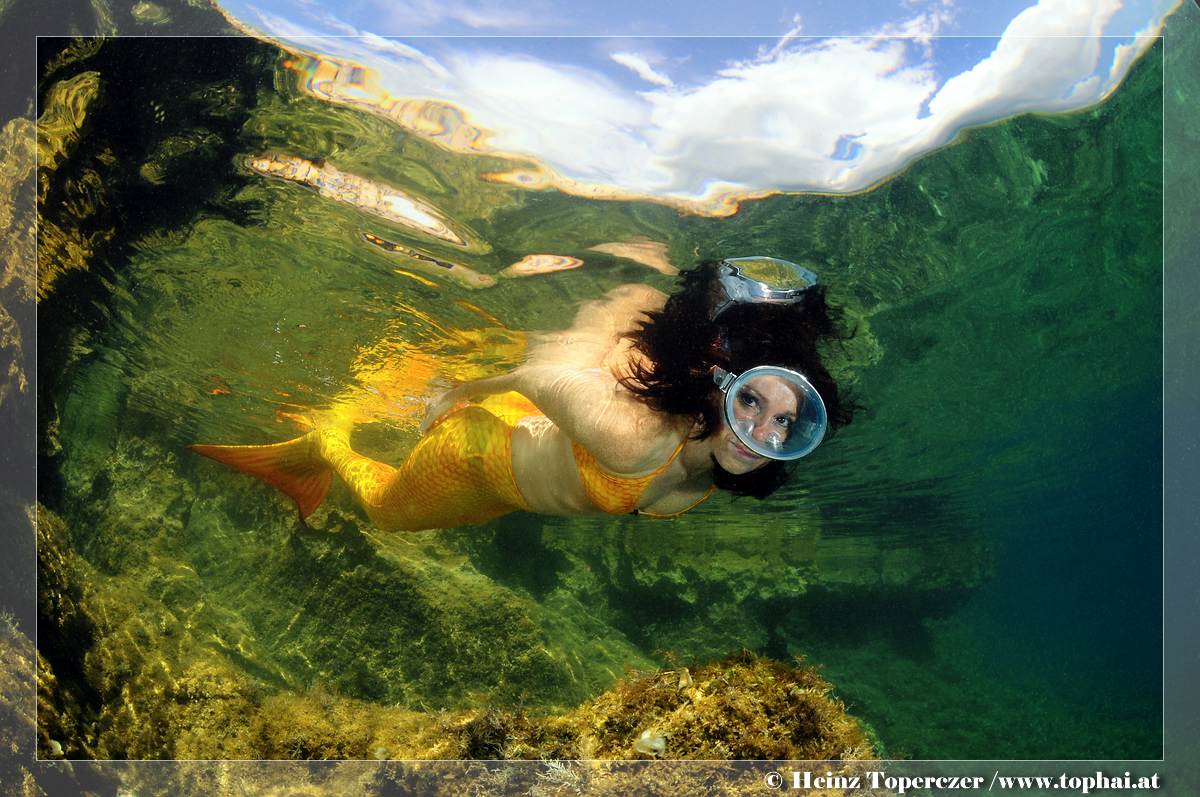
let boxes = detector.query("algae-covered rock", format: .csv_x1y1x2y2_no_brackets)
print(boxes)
0,117,35,302
35,503,281,759
0,117,35,423
35,71,102,177
36,507,99,759
35,492,881,763
380,651,877,761
35,69,116,300
567,652,876,760
0,614,37,789
37,508,94,643
36,648,94,760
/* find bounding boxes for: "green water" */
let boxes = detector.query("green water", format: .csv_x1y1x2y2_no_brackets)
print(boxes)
37,34,1162,759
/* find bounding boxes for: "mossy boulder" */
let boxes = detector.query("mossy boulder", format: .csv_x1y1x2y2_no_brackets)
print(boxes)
564,651,875,760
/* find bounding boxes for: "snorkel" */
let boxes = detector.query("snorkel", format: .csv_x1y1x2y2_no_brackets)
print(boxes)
708,256,829,461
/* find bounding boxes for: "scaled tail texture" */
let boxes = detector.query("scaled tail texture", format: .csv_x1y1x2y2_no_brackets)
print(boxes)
191,432,331,519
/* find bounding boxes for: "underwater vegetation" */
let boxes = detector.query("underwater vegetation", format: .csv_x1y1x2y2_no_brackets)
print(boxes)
14,605,896,795
562,651,875,761
33,449,895,761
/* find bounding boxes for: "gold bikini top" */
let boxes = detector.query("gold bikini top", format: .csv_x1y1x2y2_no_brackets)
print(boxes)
571,437,716,517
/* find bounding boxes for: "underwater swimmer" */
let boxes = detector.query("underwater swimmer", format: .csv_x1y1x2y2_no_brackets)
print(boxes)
192,257,854,530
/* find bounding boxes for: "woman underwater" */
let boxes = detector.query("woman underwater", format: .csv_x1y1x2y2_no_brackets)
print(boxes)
192,257,854,529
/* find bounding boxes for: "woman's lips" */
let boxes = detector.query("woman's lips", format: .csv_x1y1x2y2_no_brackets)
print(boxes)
731,439,760,460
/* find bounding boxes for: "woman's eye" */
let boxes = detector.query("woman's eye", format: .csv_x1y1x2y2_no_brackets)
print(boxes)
774,416,792,429
738,392,759,410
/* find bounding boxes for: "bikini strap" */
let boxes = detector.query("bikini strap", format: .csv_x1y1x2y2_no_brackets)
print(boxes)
637,485,718,519
652,433,690,475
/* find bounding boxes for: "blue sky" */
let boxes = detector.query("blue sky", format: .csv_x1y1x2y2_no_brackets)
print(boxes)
215,0,1181,210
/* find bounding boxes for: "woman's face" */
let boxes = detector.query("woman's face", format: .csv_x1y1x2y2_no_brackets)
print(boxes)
710,374,800,474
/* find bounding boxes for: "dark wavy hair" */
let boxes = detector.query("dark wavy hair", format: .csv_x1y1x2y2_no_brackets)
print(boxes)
620,260,856,498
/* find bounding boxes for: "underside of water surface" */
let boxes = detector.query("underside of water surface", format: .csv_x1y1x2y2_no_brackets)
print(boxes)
31,22,1164,762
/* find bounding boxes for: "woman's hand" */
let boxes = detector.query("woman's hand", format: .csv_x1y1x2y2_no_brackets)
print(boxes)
418,383,465,434
417,370,524,434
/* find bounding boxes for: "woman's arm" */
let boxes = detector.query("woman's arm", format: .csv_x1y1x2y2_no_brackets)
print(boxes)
421,284,674,469
523,284,667,370
421,362,672,473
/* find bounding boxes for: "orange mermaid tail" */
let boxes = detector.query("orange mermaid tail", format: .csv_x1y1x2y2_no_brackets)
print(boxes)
191,393,537,531
190,433,332,520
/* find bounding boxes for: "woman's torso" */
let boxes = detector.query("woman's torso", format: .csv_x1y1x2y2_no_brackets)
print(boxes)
510,416,713,517
502,283,714,517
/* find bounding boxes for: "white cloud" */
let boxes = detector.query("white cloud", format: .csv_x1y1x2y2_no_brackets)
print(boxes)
926,0,1121,129
640,37,939,194
609,51,675,88
758,13,804,61
445,52,660,183
357,32,452,80
1107,0,1179,96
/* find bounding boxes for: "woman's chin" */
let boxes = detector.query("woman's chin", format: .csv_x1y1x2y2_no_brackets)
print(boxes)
714,444,768,474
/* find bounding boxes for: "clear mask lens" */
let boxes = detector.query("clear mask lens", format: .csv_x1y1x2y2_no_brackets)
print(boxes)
735,418,755,438
720,366,828,460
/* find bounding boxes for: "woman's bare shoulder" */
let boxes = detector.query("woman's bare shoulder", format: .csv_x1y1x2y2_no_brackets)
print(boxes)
603,282,669,307
571,283,668,335
524,284,668,369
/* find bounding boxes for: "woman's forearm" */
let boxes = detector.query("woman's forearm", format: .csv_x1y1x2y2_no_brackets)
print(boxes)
426,362,657,470
453,371,524,402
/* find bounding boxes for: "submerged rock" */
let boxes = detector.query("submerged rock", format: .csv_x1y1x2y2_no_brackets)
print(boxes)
244,651,877,762
3,614,120,794
35,492,879,762
36,70,112,300
566,651,876,760
131,1,171,25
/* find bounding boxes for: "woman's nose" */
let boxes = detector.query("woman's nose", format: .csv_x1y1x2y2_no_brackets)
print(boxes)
750,420,786,449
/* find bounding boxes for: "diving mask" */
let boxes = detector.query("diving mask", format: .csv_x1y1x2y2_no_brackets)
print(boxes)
712,365,827,460
709,256,818,320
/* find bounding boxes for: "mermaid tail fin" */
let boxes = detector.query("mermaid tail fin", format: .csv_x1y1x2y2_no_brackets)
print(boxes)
191,432,331,519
